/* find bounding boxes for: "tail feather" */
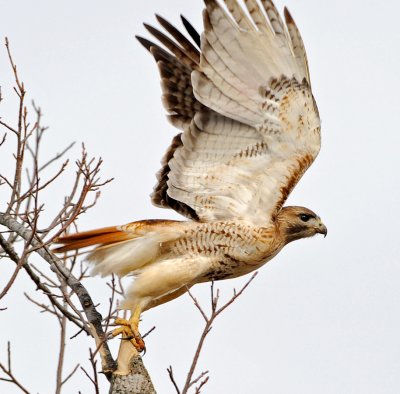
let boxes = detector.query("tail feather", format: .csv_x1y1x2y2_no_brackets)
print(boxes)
53,219,185,277
53,227,134,253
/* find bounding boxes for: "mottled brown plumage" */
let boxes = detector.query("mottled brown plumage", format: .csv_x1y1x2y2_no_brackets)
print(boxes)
54,0,326,350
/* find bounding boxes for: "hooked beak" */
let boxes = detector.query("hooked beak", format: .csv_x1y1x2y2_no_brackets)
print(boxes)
316,220,328,238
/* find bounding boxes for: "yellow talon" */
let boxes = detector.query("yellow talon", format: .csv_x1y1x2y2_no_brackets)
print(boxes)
112,306,145,352
114,317,131,327
111,326,128,337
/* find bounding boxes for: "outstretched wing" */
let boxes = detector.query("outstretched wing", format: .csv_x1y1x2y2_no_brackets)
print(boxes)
138,0,321,224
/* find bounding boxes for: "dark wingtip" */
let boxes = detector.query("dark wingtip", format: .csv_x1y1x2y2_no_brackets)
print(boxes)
143,22,153,32
135,35,154,51
155,13,167,25
143,23,167,41
283,7,294,24
180,14,201,48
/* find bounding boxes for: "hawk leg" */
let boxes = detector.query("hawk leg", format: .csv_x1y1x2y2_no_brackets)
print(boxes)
112,305,145,352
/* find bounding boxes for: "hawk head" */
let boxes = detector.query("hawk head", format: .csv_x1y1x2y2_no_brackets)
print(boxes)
277,206,327,244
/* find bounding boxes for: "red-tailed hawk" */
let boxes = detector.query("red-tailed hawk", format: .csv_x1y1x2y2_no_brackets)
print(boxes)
55,0,326,351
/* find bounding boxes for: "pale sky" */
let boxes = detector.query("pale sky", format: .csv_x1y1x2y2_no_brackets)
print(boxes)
1,0,400,393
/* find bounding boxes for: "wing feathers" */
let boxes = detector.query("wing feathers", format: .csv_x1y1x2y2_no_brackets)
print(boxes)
139,2,320,223
201,12,258,95
144,23,198,68
155,15,200,64
192,70,262,126
180,15,201,48
243,0,271,33
261,0,291,43
222,0,256,31
284,7,311,86
151,133,200,220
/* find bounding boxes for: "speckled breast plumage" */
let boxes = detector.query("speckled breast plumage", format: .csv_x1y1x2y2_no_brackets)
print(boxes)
164,220,283,281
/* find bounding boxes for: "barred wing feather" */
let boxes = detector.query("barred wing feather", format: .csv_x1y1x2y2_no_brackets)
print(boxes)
138,0,321,225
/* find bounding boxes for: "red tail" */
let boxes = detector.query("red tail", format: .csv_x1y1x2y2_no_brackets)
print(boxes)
53,226,133,253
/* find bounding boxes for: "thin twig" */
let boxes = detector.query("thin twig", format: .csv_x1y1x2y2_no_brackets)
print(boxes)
215,272,258,318
0,342,30,394
39,142,75,172
24,293,62,317
186,289,208,323
61,363,80,386
80,348,99,394
194,376,209,394
4,37,26,217
167,366,181,394
103,275,117,335
181,273,258,393
142,326,156,339
0,244,27,300
55,288,67,394
0,121,17,135
190,371,209,389
0,133,6,147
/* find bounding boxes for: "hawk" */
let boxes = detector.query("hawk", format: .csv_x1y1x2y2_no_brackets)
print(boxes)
55,0,327,351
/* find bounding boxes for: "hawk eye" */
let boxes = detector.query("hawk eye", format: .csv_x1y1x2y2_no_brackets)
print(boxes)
299,214,311,222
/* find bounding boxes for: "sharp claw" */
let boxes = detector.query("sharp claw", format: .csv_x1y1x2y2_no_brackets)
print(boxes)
137,338,145,352
112,316,146,352
121,335,134,341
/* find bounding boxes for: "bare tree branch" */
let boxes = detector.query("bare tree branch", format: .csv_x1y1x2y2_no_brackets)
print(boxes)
80,348,100,394
180,273,258,394
0,233,86,331
55,288,67,394
0,239,27,300
61,363,80,386
0,34,156,394
194,376,209,394
39,141,75,172
4,37,27,217
0,133,6,147
0,342,31,394
167,366,181,394
0,214,117,376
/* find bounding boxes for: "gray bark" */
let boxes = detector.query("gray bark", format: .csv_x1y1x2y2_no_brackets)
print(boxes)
0,214,157,393
0,213,117,375
109,355,156,394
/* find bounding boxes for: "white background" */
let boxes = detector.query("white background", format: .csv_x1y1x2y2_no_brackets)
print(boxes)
1,0,400,393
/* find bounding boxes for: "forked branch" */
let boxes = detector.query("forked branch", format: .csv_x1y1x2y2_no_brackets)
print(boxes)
0,342,30,394
168,272,258,394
